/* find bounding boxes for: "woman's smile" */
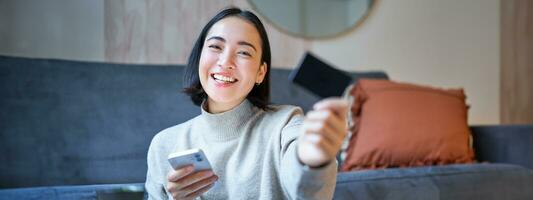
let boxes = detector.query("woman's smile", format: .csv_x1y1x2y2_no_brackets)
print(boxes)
210,72,238,88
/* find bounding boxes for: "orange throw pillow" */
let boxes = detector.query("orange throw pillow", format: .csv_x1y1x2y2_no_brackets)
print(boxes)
341,79,475,171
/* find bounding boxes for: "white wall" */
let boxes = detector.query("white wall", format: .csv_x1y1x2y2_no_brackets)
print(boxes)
311,0,500,124
0,0,104,61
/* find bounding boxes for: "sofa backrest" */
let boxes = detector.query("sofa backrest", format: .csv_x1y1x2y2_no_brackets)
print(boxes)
0,55,388,188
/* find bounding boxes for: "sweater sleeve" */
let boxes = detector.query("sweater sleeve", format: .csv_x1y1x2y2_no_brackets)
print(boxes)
279,116,338,200
145,133,170,200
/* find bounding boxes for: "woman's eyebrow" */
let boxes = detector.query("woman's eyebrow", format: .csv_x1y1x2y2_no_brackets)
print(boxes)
206,36,257,52
206,36,225,42
238,41,257,52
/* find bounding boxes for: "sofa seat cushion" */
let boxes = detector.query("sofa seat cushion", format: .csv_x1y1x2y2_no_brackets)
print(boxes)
334,163,533,200
0,183,144,200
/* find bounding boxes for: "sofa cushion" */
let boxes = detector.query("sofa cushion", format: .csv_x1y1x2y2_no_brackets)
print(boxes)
0,183,144,200
342,79,475,171
471,125,533,169
334,163,533,200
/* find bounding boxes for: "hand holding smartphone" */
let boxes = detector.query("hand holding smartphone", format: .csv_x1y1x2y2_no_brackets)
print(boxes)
168,148,212,172
166,149,217,198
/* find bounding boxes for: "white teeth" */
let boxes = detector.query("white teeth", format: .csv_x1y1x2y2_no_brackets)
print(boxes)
213,74,236,83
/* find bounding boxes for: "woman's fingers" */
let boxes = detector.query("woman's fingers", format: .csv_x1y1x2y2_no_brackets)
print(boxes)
185,183,216,199
174,170,214,189
302,133,336,157
305,110,346,141
182,175,218,197
298,133,337,167
313,98,349,117
167,169,217,199
167,165,194,182
302,116,343,147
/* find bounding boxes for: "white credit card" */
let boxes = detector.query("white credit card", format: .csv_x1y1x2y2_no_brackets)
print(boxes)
167,148,212,172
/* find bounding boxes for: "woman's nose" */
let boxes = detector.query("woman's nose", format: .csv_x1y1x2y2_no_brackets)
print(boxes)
216,51,235,69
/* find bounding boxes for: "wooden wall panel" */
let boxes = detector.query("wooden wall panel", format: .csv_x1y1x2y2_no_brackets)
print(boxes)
501,0,533,124
104,0,309,68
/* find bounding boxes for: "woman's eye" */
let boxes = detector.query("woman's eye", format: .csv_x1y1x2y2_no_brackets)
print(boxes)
238,51,252,57
208,45,222,50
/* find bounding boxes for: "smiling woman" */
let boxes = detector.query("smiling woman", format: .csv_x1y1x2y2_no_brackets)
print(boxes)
182,9,272,112
197,17,267,113
144,7,350,200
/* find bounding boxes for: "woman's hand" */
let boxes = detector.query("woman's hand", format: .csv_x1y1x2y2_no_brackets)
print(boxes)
166,165,218,200
298,98,349,168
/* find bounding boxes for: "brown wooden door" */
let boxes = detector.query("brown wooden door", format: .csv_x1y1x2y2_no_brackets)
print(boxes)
501,0,533,124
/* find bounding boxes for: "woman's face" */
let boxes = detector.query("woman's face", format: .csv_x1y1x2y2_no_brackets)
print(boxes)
199,16,267,113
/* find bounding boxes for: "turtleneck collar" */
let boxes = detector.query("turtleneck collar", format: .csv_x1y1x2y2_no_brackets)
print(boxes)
198,99,257,142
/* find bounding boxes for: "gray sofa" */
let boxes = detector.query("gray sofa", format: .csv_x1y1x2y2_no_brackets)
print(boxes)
1,55,532,200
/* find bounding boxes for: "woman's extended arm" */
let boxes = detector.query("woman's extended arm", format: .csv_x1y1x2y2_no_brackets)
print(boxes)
280,98,349,199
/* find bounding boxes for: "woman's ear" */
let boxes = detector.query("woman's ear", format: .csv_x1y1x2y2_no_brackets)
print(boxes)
256,62,268,84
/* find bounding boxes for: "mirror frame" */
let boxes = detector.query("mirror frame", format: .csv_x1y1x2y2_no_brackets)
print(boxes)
247,0,379,39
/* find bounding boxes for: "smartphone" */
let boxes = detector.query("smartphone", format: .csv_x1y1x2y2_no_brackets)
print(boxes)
167,148,212,172
289,52,353,98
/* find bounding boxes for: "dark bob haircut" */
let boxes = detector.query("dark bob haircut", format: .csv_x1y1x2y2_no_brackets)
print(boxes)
183,7,271,110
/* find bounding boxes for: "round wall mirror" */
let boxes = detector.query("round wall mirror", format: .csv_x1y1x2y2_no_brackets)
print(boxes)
248,0,375,39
